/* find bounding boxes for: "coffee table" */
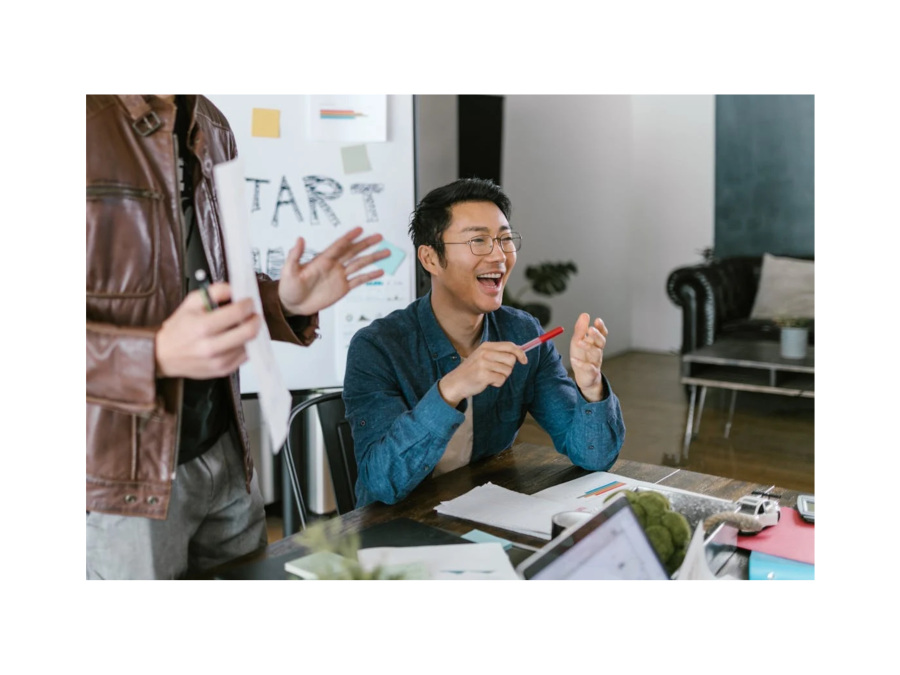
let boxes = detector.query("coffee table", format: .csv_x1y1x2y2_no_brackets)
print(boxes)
679,340,814,461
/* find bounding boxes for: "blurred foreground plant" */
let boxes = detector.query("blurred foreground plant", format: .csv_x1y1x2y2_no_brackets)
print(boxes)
290,518,420,580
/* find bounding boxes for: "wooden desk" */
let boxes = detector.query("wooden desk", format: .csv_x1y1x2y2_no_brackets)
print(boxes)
208,442,801,579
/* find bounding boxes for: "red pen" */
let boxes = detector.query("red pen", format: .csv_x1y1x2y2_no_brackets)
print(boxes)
519,326,564,353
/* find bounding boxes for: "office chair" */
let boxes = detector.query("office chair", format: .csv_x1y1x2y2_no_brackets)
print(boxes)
282,391,357,534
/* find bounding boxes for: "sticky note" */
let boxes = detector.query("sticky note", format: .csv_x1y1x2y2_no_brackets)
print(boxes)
461,529,513,550
341,144,372,174
373,240,406,276
251,108,280,138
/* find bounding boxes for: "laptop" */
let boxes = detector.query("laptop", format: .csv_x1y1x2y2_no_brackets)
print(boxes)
516,494,671,580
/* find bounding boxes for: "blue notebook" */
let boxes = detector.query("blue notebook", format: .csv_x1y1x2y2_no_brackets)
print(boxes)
749,551,815,580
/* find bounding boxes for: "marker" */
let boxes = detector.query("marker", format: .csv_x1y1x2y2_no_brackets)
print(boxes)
194,269,218,311
519,326,564,353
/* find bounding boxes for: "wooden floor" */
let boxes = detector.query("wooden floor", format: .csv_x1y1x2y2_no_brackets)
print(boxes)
522,351,814,493
267,350,814,541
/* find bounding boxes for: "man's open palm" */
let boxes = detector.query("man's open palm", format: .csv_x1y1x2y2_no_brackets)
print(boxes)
278,227,391,316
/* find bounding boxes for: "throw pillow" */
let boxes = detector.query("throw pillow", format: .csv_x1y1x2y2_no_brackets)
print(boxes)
749,253,815,320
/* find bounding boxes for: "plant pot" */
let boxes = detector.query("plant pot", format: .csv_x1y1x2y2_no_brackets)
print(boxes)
780,327,809,359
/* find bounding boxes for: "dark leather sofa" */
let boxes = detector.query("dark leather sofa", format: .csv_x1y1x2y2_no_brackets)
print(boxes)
666,255,815,355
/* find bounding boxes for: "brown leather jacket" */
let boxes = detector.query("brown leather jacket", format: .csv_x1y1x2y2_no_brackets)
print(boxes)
87,95,317,519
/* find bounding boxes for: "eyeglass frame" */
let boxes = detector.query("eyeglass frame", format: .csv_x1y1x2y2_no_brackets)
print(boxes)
442,231,523,256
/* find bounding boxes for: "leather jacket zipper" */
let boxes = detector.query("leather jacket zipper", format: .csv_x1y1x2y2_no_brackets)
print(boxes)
169,134,187,476
86,185,163,200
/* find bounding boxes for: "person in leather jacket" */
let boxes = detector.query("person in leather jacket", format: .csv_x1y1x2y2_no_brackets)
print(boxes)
86,94,389,579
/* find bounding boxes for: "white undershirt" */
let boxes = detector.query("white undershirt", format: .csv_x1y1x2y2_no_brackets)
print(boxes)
433,394,474,477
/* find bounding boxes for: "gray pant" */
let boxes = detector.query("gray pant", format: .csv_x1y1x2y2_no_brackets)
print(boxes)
86,428,267,580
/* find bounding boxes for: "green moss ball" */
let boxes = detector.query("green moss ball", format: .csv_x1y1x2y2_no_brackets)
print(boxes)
644,524,674,563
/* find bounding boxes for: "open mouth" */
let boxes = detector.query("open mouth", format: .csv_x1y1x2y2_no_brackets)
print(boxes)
476,272,504,290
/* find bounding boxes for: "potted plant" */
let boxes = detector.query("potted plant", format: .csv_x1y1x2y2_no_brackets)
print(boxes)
503,261,578,327
287,518,425,580
774,316,812,359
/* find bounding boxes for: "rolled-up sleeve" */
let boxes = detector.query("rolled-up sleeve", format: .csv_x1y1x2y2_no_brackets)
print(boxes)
527,340,625,471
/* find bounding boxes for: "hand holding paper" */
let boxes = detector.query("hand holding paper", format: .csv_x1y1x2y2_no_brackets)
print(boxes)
155,283,260,379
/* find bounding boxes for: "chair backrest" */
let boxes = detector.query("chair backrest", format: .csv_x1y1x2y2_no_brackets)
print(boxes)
284,391,357,519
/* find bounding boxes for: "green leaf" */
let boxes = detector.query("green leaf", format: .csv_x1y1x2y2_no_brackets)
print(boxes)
524,262,578,297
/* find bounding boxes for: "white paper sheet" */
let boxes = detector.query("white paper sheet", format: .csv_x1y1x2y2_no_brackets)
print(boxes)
532,472,641,514
532,471,728,513
357,542,520,580
213,158,292,451
673,522,720,580
434,482,565,540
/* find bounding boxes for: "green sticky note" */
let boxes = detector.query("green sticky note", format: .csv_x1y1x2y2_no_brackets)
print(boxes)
341,144,372,174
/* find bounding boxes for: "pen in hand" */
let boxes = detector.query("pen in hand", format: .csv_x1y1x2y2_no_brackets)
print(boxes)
194,270,218,312
518,326,564,353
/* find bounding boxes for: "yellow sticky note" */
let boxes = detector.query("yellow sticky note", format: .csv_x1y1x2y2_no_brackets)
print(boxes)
252,108,280,138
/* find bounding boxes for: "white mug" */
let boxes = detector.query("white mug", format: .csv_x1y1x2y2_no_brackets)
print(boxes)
551,510,594,539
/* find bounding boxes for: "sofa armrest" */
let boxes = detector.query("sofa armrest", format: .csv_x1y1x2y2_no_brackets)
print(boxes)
666,257,762,354
667,265,714,354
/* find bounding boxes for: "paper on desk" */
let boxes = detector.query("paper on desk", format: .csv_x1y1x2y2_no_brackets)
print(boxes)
213,158,292,451
534,471,736,517
357,542,520,580
673,522,719,580
533,472,639,513
434,482,563,540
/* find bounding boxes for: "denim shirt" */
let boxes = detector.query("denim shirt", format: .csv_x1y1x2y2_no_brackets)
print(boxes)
343,293,626,507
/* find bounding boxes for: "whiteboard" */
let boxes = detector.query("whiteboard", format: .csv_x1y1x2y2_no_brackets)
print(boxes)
207,95,417,393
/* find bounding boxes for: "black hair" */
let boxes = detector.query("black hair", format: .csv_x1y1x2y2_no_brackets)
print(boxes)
408,177,512,271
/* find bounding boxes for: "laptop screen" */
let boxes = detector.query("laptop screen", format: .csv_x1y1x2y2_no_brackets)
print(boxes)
518,496,670,580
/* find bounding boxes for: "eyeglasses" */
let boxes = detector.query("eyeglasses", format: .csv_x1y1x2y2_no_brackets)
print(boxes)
443,232,522,256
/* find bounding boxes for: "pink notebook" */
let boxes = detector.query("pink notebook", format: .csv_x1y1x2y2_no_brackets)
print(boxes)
736,507,814,565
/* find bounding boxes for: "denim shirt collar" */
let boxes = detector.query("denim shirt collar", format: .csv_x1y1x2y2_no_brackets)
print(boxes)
416,291,490,368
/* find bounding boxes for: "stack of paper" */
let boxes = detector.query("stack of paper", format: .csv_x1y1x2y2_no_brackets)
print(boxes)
357,542,520,580
434,482,565,540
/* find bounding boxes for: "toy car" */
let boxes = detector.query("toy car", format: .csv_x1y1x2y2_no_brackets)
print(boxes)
736,495,781,534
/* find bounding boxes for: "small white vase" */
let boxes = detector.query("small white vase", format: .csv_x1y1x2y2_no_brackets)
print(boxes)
780,327,809,359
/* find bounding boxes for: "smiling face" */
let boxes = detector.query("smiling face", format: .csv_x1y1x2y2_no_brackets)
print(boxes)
421,200,517,317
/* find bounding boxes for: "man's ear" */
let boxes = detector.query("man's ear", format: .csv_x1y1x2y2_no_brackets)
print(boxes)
418,245,442,276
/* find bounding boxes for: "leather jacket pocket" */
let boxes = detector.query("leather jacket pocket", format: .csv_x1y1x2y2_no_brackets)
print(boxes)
86,184,162,298
86,401,177,484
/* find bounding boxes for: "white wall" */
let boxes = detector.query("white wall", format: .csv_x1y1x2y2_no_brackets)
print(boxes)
501,95,715,363
630,96,715,352
502,95,634,364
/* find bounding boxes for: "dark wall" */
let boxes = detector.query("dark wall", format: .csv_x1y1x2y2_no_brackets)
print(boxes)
715,95,814,258
415,95,506,298
458,95,504,185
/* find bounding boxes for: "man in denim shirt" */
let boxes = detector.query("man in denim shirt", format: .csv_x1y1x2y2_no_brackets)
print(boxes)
343,178,625,507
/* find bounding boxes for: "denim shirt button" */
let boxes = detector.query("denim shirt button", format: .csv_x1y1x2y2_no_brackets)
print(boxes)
588,445,594,450
359,420,366,427
585,409,593,415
